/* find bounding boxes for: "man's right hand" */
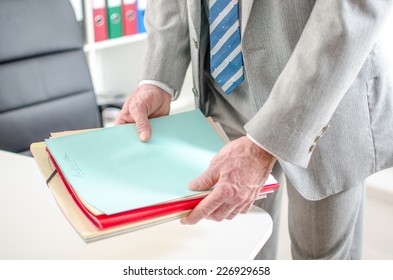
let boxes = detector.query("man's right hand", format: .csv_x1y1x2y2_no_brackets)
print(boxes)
115,84,171,142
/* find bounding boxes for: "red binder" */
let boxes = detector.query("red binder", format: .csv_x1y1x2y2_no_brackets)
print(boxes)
48,150,279,230
122,0,138,35
92,0,108,41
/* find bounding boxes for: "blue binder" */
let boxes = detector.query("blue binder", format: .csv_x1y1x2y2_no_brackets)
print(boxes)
136,0,146,33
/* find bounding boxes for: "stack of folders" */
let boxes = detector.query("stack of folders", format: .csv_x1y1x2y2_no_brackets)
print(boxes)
92,0,146,42
30,110,279,242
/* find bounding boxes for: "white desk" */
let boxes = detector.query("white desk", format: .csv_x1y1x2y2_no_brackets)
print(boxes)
0,150,272,260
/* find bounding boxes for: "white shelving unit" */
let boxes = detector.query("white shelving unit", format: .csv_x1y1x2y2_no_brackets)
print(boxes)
82,0,147,97
83,32,147,52
78,0,195,121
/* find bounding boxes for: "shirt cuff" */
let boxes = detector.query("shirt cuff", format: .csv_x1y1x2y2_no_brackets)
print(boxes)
138,80,178,100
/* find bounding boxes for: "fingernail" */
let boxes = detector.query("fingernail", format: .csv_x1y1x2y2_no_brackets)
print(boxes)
139,132,148,142
188,180,199,190
188,184,196,190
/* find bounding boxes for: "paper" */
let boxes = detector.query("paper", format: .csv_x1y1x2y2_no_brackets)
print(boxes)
45,110,225,215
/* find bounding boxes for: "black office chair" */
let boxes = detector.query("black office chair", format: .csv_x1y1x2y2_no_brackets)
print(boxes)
0,0,102,155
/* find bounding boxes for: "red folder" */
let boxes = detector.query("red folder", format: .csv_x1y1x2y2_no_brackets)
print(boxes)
122,0,138,36
92,0,108,41
48,150,279,230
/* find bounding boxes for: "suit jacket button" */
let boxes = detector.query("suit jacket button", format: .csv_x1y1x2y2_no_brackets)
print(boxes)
309,144,316,153
192,88,199,97
321,124,331,133
192,38,199,49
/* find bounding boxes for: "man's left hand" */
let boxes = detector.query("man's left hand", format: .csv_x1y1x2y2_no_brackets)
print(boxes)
181,136,277,225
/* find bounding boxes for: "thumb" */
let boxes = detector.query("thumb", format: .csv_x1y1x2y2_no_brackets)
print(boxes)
189,168,218,191
132,107,152,142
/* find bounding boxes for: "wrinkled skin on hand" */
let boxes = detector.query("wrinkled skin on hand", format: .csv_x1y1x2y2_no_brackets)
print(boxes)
181,136,276,224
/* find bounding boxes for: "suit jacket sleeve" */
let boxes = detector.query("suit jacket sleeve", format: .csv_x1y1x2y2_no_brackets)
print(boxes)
140,0,191,99
244,0,392,168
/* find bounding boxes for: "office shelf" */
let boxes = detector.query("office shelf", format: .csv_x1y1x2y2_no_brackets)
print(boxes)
82,0,146,97
83,32,147,52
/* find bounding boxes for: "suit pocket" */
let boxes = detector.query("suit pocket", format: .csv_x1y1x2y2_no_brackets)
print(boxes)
366,75,393,172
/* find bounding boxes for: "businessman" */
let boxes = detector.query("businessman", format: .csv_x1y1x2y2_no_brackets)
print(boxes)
116,1,393,259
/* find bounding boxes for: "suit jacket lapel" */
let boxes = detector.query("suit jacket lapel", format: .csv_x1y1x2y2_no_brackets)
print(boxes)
188,0,202,39
241,0,254,35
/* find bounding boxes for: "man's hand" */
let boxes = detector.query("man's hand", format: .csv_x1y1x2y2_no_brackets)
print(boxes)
181,136,276,225
115,84,171,142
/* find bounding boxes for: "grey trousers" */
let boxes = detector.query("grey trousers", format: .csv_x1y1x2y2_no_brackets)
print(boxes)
254,163,365,260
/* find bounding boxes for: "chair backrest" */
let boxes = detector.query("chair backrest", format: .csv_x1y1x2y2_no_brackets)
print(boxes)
0,0,100,155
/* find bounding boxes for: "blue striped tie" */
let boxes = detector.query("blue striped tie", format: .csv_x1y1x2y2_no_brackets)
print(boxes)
209,0,244,94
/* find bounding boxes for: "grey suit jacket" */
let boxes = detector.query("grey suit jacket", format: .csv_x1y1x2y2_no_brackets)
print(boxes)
140,0,393,200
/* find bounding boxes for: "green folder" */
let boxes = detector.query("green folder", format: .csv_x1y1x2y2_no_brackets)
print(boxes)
45,110,225,215
106,0,123,39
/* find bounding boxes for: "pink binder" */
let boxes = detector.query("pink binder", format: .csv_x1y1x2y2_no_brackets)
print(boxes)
92,0,108,41
122,0,138,35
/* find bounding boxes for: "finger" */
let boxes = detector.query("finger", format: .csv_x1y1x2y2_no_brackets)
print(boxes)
225,208,242,220
239,200,254,214
131,105,152,142
114,102,134,125
180,191,222,225
207,188,252,221
211,185,258,220
237,187,261,214
188,168,219,191
207,202,238,222
222,200,253,220
114,110,134,125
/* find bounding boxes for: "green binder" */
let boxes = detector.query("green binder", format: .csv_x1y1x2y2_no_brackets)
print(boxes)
106,0,123,39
